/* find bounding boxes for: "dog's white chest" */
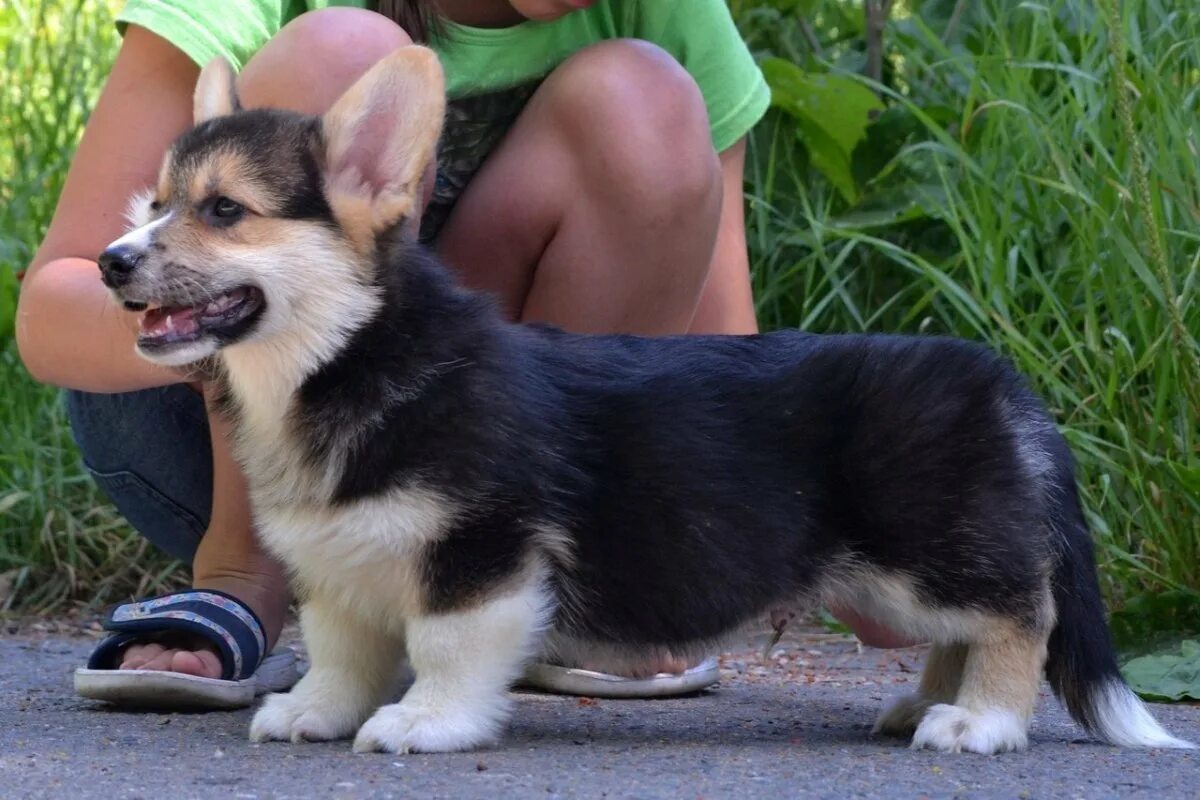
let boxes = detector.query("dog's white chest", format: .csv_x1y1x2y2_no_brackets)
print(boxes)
222,360,458,625
252,485,459,627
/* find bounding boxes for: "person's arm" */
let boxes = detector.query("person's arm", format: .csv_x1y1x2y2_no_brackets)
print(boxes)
688,137,757,336
16,25,199,391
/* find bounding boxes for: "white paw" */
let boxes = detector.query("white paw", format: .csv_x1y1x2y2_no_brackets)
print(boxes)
352,701,498,754
873,692,932,737
911,703,1028,754
249,691,365,744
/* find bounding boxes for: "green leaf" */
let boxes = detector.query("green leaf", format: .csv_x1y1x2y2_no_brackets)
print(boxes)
1110,590,1200,654
818,607,853,635
762,58,884,203
851,105,924,188
828,183,944,230
1121,640,1200,702
793,122,858,204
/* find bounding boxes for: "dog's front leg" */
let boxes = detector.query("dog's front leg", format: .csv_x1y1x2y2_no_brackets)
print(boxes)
353,580,548,754
251,599,404,744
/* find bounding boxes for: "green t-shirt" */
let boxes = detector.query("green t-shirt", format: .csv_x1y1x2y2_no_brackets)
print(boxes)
116,0,767,151
116,0,769,237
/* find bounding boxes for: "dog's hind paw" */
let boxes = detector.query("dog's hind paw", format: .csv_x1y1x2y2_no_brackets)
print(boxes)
250,691,364,744
873,692,933,737
352,701,497,754
911,704,1028,754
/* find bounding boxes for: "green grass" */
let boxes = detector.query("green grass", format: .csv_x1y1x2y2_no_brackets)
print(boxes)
741,0,1199,608
1,0,1197,626
0,0,181,613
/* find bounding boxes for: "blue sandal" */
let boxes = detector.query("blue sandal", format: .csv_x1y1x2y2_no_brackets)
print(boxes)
74,589,298,709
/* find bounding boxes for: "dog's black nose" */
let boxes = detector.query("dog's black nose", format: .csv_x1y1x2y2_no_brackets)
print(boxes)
97,246,143,288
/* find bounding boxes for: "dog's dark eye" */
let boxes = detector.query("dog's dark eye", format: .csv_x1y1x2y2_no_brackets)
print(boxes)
213,197,244,219
149,200,162,212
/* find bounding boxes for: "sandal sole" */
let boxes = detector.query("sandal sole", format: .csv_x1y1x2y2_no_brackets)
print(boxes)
74,648,298,710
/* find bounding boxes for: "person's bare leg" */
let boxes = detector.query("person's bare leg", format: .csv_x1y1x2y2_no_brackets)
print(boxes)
119,389,291,675
437,40,722,335
119,8,413,677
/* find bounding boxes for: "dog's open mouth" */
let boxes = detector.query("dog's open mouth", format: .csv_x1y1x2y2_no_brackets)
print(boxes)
136,286,265,349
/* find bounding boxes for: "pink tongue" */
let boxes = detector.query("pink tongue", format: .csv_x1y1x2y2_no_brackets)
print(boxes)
141,305,200,338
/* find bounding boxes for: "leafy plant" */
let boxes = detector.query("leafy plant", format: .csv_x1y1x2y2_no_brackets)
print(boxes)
1122,641,1200,703
763,57,883,203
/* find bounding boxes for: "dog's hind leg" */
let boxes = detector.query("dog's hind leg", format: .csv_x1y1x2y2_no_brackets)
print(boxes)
873,643,967,738
911,621,1048,754
835,568,1050,754
353,574,551,754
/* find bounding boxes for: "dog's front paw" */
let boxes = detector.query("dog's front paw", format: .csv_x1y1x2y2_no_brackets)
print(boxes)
352,701,498,754
873,692,933,737
911,703,1027,754
250,691,366,744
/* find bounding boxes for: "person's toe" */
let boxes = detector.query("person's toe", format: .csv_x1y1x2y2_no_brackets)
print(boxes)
661,655,691,675
169,648,223,679
138,650,181,672
119,643,165,670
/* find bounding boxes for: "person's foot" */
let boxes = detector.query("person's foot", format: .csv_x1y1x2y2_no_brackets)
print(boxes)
829,604,921,649
575,652,692,678
118,571,290,678
120,388,293,680
119,640,223,676
568,605,919,678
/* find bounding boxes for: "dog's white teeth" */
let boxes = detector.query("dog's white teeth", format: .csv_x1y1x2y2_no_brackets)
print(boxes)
164,314,175,332
202,292,239,316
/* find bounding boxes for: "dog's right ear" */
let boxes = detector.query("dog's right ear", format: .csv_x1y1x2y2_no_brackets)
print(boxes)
321,46,446,246
194,57,240,124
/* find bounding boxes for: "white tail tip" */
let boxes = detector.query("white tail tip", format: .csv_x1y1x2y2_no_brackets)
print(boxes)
1092,681,1196,749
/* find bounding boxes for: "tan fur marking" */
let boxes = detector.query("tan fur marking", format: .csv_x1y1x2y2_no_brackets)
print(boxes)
195,57,238,123
321,46,445,244
326,187,390,258
156,155,174,205
920,643,968,702
873,642,970,737
199,151,278,216
956,622,1047,722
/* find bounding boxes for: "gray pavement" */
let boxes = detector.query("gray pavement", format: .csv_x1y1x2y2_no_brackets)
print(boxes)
1,627,1197,799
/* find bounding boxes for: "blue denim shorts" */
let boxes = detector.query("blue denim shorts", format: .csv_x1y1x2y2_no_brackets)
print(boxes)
66,386,213,563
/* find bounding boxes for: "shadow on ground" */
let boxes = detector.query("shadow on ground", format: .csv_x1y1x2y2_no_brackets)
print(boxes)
2,627,1196,799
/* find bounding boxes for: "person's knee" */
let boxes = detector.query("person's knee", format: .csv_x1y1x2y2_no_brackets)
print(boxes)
66,387,206,473
546,40,721,216
238,8,414,113
65,389,134,473
66,387,212,561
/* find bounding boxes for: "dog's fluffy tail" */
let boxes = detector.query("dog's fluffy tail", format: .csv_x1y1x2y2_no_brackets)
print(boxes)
1043,442,1194,749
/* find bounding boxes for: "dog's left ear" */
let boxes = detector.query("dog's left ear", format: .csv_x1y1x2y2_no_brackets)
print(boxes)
194,57,241,124
322,46,446,239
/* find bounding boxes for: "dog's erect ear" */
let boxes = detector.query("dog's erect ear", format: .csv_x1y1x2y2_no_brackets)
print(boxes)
321,46,445,239
194,57,240,124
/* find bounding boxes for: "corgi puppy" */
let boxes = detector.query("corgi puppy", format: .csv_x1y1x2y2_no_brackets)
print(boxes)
96,47,1193,755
